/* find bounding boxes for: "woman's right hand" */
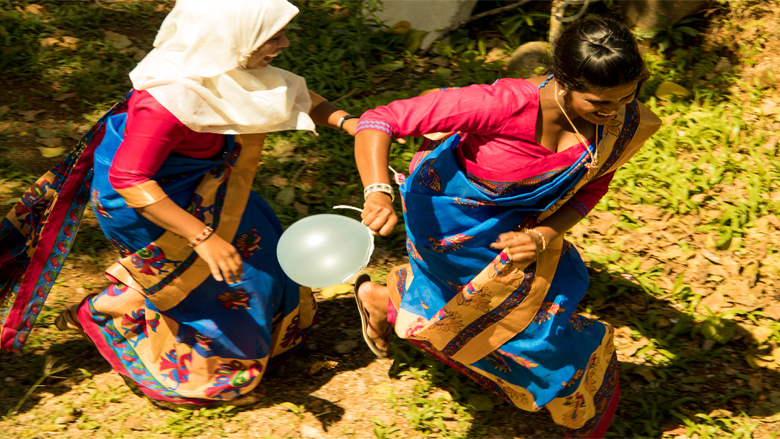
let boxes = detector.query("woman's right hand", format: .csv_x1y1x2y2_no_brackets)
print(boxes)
361,192,397,236
193,234,244,284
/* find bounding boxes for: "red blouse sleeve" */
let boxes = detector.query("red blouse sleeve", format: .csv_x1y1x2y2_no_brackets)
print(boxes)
565,171,615,218
356,79,536,139
108,90,188,191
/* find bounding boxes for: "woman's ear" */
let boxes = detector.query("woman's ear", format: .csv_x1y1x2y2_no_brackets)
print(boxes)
555,79,567,96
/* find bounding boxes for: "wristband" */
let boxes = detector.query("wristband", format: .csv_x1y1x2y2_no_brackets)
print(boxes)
364,183,395,202
189,226,214,248
337,115,360,130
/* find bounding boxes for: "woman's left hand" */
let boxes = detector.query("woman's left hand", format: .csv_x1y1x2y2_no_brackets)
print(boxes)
490,231,540,263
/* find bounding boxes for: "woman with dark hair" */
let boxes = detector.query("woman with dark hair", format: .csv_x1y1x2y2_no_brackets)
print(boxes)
0,0,361,408
352,17,660,437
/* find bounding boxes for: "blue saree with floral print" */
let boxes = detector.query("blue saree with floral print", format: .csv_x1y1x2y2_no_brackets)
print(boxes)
0,94,316,405
386,98,660,438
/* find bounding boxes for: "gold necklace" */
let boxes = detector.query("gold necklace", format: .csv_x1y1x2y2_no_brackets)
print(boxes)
554,82,599,175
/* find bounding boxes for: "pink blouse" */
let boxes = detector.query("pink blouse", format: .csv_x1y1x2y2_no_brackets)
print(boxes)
356,78,614,218
108,90,224,190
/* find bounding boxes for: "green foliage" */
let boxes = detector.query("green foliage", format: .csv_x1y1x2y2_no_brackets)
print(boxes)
649,15,700,52
0,1,171,108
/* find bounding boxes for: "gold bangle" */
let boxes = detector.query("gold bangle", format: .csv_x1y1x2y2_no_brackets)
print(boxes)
189,226,214,248
523,228,547,253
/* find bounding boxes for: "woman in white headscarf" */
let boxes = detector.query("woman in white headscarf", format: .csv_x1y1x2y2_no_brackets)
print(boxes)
0,0,359,407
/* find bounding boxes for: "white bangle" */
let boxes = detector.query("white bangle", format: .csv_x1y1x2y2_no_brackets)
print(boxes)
364,183,394,202
337,115,359,130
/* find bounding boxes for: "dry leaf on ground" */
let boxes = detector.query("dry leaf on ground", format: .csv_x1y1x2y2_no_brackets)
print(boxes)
18,110,44,122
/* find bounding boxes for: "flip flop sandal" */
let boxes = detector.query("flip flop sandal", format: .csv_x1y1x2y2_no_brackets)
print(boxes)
354,274,390,358
54,304,91,343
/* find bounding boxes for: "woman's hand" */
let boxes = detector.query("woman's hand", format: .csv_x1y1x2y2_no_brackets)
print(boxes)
490,231,541,264
193,234,244,284
361,192,397,236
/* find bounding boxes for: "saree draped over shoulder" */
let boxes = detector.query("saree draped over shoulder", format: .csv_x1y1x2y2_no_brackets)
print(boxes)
0,93,316,405
369,81,658,437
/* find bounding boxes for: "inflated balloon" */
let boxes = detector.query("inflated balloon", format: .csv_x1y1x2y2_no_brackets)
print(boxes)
277,214,374,288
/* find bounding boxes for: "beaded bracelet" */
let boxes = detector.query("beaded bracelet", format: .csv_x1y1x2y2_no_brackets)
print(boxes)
188,226,214,248
523,228,547,253
364,183,395,202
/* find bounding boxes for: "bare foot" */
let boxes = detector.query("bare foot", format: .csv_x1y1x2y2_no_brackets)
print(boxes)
358,281,392,353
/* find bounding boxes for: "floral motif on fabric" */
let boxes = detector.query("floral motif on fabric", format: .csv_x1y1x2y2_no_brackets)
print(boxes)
404,315,427,338
3,165,95,351
204,360,264,398
456,282,492,313
560,392,588,428
195,332,213,351
570,313,595,332
160,349,193,386
560,353,619,438
400,193,408,214
280,314,303,348
424,233,474,253
439,262,535,357
417,158,442,192
596,100,640,178
87,299,201,401
395,267,409,300
120,308,160,343
497,349,539,369
406,237,422,261
107,284,130,297
186,193,216,223
234,227,262,258
467,167,568,197
485,351,512,373
130,244,180,276
563,369,584,388
218,290,251,310
90,188,112,218
562,240,573,254
431,309,465,333
533,301,567,325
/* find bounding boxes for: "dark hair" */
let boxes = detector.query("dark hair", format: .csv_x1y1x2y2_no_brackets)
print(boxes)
549,17,650,94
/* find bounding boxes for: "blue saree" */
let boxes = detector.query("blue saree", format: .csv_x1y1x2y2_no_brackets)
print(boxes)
386,95,658,437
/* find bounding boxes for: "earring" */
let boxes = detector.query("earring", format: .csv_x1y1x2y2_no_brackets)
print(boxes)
558,89,566,96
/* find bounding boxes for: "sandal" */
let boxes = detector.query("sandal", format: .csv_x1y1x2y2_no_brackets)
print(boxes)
54,304,90,342
354,274,390,358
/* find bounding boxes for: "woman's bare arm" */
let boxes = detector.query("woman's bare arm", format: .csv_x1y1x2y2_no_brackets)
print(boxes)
136,198,243,284
354,129,397,236
308,101,358,136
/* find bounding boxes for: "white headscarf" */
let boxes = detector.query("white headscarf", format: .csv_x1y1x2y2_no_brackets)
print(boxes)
129,0,314,134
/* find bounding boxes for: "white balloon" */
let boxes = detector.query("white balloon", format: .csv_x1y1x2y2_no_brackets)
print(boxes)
277,214,374,288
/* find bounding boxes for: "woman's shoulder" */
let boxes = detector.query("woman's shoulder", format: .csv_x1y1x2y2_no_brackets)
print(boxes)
128,89,191,132
490,77,540,95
